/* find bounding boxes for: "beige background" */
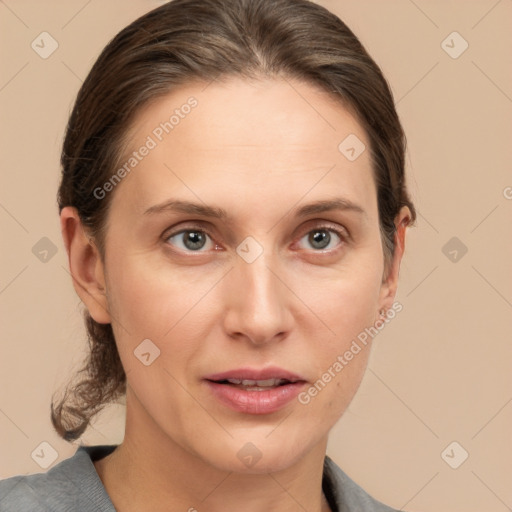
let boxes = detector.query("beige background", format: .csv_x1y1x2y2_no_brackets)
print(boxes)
1,1,511,511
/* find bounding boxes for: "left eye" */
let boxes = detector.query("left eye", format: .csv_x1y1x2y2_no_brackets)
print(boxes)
297,228,343,251
166,230,214,251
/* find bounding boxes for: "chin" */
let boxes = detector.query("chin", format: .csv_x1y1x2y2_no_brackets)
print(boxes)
196,429,320,475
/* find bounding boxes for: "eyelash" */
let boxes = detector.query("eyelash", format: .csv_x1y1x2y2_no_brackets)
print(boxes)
162,222,348,254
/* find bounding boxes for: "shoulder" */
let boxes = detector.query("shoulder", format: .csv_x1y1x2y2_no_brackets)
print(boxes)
323,455,401,512
0,444,117,512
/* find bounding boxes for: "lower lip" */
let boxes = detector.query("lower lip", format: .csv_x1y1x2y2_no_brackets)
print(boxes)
204,381,306,414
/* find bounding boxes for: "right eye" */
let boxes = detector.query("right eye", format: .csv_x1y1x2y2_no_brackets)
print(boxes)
165,229,215,252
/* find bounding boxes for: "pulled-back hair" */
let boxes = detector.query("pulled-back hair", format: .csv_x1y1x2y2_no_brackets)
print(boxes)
53,0,416,441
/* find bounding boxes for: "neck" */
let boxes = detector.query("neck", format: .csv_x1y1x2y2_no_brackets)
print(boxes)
94,387,332,512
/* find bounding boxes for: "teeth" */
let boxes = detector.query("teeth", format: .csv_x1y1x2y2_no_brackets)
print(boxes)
225,378,287,387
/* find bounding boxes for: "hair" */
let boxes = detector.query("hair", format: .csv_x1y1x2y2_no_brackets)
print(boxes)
53,0,416,441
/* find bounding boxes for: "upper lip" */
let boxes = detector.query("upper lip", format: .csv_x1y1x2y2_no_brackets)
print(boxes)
204,366,306,383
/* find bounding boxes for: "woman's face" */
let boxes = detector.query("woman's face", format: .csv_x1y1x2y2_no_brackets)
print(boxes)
84,78,405,472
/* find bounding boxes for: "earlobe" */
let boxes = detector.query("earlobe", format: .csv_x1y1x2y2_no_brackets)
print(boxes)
60,206,111,324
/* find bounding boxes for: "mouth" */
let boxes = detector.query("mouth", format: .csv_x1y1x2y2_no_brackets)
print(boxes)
203,367,307,414
208,377,298,391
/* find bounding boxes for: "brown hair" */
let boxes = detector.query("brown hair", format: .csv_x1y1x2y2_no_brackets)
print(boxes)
53,0,416,441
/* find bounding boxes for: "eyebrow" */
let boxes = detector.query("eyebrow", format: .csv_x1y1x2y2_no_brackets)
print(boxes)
143,197,367,220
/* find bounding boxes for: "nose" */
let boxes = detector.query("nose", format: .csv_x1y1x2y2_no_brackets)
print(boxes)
222,250,293,346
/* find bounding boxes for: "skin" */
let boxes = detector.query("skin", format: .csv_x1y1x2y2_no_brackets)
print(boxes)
61,77,410,512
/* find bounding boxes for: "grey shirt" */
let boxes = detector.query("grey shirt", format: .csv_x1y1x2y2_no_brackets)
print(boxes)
0,445,399,511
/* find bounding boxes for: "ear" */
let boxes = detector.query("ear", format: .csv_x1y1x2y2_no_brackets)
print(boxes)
377,206,412,314
60,206,111,324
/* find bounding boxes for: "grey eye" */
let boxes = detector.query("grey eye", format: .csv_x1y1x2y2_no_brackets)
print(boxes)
167,230,213,251
298,229,342,251
309,230,331,249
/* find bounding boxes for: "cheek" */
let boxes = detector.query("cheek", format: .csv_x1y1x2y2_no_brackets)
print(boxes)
104,251,227,385
103,254,206,400
308,256,383,343
299,253,384,411
105,252,208,337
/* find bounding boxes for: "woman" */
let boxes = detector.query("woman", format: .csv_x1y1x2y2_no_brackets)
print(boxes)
0,0,416,510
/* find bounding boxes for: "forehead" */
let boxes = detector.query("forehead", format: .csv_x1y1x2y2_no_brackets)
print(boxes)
126,77,366,155
112,77,377,221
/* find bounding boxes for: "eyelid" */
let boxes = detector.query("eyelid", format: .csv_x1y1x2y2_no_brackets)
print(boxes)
162,221,214,240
